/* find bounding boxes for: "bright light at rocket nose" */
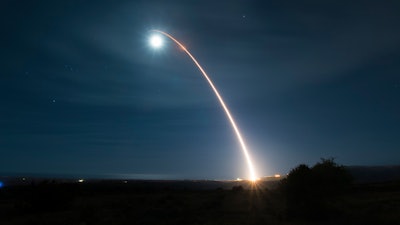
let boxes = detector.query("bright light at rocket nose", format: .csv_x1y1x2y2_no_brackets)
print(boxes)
149,34,163,48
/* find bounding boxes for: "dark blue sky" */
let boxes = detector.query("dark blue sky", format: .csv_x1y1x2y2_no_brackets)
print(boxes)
1,0,399,180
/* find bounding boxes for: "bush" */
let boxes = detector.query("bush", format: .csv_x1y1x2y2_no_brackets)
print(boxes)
281,158,353,219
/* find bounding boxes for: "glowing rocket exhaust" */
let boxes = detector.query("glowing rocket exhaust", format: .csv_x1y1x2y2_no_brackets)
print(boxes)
150,30,257,181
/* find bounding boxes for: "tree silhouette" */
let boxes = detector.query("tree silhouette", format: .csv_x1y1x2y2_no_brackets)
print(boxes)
281,158,353,219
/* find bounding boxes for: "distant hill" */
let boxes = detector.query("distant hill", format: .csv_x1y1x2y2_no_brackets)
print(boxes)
346,165,400,183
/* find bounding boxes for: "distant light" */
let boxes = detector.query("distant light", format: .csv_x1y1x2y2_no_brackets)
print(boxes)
236,178,243,181
0,181,3,188
78,179,84,183
123,180,128,184
274,174,281,178
149,35,163,48
22,177,26,181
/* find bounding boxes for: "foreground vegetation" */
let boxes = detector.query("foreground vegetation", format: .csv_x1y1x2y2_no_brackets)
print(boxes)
1,160,399,225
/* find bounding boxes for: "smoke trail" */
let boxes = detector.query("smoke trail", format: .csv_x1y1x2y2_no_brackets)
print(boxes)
152,30,257,181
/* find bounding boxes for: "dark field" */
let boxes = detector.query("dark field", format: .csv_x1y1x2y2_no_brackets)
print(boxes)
0,179,399,225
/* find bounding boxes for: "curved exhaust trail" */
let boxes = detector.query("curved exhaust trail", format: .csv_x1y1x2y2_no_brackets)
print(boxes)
152,30,257,181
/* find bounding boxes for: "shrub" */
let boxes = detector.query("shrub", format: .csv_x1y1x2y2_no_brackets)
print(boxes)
281,158,353,219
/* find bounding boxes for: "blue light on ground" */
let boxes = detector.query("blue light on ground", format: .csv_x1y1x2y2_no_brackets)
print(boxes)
0,181,3,188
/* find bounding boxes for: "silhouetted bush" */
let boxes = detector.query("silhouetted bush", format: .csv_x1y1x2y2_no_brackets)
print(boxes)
280,158,353,219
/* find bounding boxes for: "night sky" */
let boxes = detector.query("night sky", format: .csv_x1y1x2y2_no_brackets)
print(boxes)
1,0,399,180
